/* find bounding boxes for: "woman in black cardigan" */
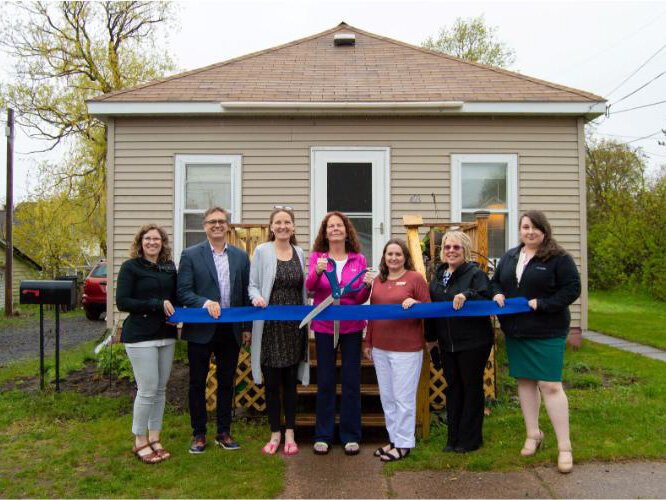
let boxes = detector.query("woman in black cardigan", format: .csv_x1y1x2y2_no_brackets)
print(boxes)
425,230,494,453
490,211,581,474
116,224,178,464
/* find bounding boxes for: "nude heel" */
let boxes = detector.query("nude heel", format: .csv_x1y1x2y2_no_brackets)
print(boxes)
520,430,544,456
557,449,573,473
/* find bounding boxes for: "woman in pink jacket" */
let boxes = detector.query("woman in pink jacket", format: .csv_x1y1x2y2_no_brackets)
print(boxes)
306,211,373,456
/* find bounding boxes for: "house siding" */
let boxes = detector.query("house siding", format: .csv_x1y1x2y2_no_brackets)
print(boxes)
108,115,586,328
0,252,41,308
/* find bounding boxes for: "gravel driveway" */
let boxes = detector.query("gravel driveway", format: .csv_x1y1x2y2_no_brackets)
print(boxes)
0,315,107,366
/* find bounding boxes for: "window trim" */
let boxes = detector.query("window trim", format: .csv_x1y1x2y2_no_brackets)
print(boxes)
450,153,519,253
174,154,242,262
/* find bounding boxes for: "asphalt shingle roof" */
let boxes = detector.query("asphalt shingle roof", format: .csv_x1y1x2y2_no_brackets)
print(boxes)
92,22,603,104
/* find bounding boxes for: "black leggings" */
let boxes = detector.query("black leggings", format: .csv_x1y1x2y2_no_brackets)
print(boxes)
262,363,299,432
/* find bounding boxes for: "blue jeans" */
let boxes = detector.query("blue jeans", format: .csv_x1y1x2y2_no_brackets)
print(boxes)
314,331,362,445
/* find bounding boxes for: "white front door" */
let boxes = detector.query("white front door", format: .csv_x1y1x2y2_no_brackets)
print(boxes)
311,147,390,267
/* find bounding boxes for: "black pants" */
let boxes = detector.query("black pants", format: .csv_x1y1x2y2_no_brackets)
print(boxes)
262,363,299,432
442,343,492,450
187,324,240,437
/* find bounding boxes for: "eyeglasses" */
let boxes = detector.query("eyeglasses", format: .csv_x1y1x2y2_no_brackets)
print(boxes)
273,205,294,211
142,237,162,242
204,219,228,226
443,244,463,251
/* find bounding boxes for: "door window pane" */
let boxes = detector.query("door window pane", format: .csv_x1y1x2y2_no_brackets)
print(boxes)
461,163,507,209
327,163,372,212
186,164,231,209
348,216,373,266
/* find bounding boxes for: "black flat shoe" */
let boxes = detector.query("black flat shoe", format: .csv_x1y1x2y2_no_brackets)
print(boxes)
442,444,456,452
374,442,394,457
380,447,410,462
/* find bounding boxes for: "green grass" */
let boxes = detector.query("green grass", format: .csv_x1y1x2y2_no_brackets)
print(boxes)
390,336,666,473
589,289,666,350
0,345,284,498
0,304,85,328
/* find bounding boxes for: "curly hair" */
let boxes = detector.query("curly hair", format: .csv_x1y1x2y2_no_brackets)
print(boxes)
129,224,173,262
520,210,566,261
378,238,415,282
267,208,298,245
311,211,362,254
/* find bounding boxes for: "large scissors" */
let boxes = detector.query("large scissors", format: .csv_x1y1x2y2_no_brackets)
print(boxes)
299,257,368,348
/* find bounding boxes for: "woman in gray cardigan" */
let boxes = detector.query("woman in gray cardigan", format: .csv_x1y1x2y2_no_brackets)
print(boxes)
249,207,309,456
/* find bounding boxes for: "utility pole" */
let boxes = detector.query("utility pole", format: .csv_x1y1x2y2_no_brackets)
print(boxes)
5,108,14,316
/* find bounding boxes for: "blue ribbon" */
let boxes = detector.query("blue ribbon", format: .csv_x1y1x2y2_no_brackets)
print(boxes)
169,298,530,323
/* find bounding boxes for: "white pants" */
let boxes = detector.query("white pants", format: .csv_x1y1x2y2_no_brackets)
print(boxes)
125,342,175,436
372,347,423,449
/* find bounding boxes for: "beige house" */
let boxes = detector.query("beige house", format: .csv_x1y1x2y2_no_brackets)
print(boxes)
0,239,43,308
87,23,605,330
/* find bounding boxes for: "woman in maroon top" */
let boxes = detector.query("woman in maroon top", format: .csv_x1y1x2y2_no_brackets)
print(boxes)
363,238,430,462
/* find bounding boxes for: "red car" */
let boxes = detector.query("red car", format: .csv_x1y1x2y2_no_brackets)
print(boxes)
82,260,107,320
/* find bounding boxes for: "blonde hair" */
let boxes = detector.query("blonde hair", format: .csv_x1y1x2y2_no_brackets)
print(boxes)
440,230,473,262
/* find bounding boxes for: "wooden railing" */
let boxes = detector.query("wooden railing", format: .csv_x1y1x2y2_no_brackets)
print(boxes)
403,212,495,439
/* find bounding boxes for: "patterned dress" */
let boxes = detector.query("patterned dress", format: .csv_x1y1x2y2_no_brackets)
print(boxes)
261,251,307,367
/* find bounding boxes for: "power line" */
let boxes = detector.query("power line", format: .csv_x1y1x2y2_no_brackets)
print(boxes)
627,130,665,144
604,42,666,98
558,9,666,75
611,99,666,114
611,69,666,106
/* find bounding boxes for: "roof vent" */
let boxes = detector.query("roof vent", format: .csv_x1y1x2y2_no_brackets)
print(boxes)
334,33,356,46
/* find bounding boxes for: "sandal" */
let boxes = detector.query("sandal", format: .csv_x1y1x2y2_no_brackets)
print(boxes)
313,441,329,455
132,443,162,464
149,441,171,461
380,447,411,462
262,439,281,455
373,442,394,457
344,442,360,456
283,442,299,456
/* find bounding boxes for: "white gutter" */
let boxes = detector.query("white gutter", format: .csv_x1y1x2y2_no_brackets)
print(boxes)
86,100,606,118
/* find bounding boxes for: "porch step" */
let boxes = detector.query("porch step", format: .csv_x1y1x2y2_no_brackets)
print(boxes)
309,358,374,368
298,383,380,396
296,412,386,427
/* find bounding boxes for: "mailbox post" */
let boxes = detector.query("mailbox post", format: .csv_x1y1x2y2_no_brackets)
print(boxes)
19,280,76,391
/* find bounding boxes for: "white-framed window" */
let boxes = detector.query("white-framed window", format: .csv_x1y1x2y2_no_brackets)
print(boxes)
174,155,241,261
451,154,518,260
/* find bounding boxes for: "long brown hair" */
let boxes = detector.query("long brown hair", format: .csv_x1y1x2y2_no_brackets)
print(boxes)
520,210,566,261
312,211,362,254
267,208,298,245
378,238,415,282
129,224,173,262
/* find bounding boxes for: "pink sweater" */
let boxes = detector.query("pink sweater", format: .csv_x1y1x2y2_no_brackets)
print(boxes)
305,251,371,334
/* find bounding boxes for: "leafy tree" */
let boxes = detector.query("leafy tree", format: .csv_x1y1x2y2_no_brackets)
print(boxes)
0,1,176,254
585,138,666,300
422,15,516,68
13,194,97,277
585,138,645,224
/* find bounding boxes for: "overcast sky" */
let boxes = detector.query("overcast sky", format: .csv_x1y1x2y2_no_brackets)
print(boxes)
2,0,666,202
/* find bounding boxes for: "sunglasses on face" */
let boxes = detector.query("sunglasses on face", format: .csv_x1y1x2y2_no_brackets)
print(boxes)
443,244,463,251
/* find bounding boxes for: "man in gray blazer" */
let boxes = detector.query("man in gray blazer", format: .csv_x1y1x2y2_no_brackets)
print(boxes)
177,206,251,454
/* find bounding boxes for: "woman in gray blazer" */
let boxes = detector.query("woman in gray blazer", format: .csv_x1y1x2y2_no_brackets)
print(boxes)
249,207,309,456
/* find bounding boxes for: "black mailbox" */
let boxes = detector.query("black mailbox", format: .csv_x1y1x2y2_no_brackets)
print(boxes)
20,280,76,307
